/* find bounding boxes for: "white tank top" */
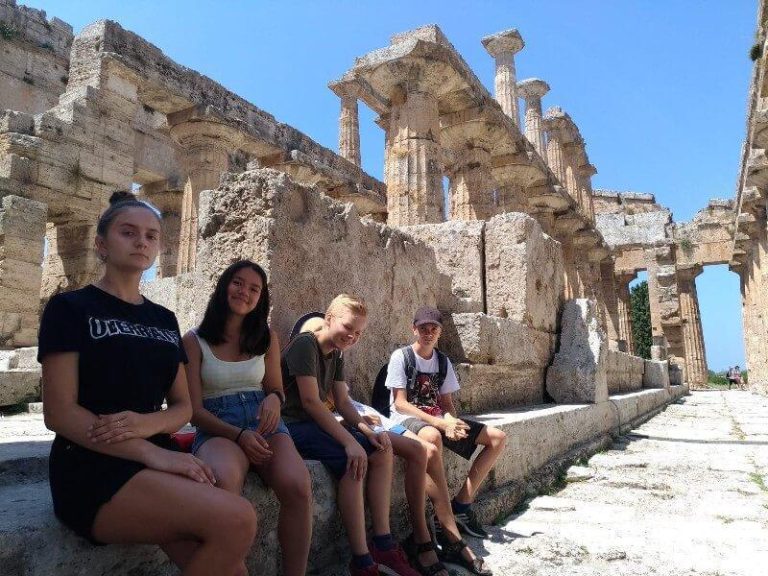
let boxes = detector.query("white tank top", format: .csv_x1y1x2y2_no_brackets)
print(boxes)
193,331,266,399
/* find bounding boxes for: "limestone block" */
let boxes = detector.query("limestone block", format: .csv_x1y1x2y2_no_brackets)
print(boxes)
400,221,484,313
196,169,453,400
484,212,563,332
0,195,47,241
605,349,644,394
669,363,683,386
454,363,545,413
0,111,35,135
546,299,608,404
643,360,670,389
0,370,40,406
440,313,554,367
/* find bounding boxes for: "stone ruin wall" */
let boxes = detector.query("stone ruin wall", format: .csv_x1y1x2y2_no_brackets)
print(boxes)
594,189,740,390
0,0,686,410
0,1,72,116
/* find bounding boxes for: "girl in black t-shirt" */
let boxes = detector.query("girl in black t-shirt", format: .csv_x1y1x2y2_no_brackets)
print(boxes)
39,192,257,575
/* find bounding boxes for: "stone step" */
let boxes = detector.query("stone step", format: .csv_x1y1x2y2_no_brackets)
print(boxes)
0,385,688,576
0,369,41,407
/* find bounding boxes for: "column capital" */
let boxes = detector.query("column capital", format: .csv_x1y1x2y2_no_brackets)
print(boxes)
517,78,550,101
329,79,363,100
481,29,525,58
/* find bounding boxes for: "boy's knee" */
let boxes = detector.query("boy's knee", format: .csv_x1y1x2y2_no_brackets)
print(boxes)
420,426,443,447
279,469,312,504
369,447,394,466
424,441,440,462
490,427,507,450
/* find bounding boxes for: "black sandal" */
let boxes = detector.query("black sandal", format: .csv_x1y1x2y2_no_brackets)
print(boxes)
439,538,493,576
404,535,448,576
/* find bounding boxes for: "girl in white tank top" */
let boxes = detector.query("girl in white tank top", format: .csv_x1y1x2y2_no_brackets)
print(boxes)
183,261,312,576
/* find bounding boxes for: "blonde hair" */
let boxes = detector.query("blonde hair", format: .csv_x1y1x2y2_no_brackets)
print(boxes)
326,294,368,318
299,316,325,334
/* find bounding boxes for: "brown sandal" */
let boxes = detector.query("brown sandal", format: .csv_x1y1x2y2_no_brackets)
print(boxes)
439,538,492,576
404,535,448,576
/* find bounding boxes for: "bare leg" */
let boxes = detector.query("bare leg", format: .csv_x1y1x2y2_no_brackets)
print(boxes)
366,447,394,537
92,468,257,576
253,434,312,576
337,468,370,555
455,426,506,504
414,427,478,564
390,433,445,574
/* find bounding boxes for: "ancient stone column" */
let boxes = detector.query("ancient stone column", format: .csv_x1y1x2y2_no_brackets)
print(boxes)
385,87,444,226
330,81,362,166
545,129,567,184
616,272,637,355
169,120,235,274
497,183,528,213
578,163,597,222
517,78,549,157
0,196,46,347
677,266,708,388
140,180,184,278
481,30,524,126
448,146,497,220
600,259,622,349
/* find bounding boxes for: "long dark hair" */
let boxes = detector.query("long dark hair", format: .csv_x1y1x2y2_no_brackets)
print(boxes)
197,260,271,356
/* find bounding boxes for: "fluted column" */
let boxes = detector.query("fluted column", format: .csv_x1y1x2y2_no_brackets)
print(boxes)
517,78,549,157
448,146,496,220
386,87,444,226
482,30,524,126
545,129,566,184
330,81,362,166
600,260,622,349
578,163,597,222
497,183,527,213
616,272,636,355
170,123,233,274
140,180,184,278
678,265,708,388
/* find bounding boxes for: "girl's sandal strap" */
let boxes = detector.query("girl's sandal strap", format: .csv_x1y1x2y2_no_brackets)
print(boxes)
414,540,436,554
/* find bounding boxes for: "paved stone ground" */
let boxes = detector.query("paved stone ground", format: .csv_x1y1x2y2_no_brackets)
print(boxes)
2,391,765,576
472,391,768,576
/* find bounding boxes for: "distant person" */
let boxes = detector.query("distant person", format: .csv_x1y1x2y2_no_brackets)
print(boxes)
727,366,741,390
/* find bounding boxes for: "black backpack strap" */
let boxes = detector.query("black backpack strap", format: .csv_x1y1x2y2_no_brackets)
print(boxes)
402,345,418,394
435,349,448,386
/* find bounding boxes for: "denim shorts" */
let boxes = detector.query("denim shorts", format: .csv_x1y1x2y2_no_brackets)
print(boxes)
192,390,290,454
286,420,375,478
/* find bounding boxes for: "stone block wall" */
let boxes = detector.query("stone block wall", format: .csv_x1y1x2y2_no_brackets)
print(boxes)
191,168,452,400
605,349,644,394
441,313,555,412
0,0,73,115
484,212,563,331
0,195,46,347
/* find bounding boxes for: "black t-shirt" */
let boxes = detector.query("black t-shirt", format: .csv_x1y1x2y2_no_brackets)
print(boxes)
38,285,187,416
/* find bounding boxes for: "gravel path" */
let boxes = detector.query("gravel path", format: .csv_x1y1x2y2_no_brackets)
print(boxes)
470,391,768,576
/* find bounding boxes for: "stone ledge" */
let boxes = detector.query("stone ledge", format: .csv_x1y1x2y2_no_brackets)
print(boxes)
0,386,688,575
0,369,40,406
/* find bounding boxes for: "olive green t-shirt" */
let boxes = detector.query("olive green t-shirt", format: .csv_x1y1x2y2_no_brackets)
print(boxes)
281,331,345,423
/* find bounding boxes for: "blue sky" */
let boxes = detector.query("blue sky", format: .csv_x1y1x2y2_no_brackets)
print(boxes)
24,0,755,371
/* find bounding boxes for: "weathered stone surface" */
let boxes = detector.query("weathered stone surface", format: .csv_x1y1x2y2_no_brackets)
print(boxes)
546,299,608,404
643,359,670,389
485,212,562,331
400,221,484,313
0,384,688,576
441,312,554,367
669,363,683,386
195,169,451,401
454,363,544,413
605,349,644,394
0,369,40,405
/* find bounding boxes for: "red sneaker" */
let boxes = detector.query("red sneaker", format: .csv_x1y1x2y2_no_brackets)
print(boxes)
370,544,421,576
349,561,380,576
